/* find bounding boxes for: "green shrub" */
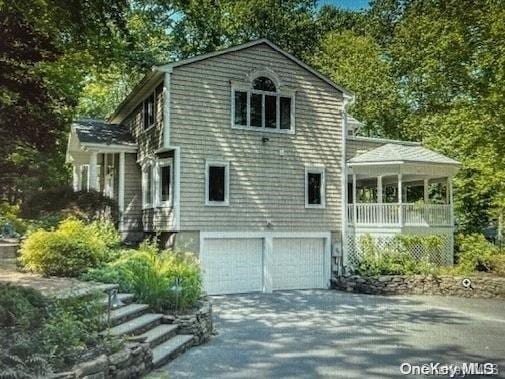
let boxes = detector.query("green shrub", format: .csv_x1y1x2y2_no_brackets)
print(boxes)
0,285,121,376
81,264,134,293
453,233,500,274
487,255,505,277
21,186,119,225
0,284,48,329
0,202,28,236
41,294,107,370
20,218,120,277
353,234,439,276
82,241,202,312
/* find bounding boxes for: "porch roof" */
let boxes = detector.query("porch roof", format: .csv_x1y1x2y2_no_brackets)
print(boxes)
348,143,460,166
72,119,135,147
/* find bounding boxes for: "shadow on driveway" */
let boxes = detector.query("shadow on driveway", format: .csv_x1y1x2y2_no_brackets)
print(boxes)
161,290,505,378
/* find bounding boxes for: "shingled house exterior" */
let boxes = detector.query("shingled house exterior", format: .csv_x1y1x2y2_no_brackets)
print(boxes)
66,39,460,295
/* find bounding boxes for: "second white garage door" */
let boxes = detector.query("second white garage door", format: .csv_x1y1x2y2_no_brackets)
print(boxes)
271,238,326,290
200,233,329,295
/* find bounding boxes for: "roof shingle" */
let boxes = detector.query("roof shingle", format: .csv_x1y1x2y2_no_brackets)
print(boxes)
73,119,135,146
348,143,460,165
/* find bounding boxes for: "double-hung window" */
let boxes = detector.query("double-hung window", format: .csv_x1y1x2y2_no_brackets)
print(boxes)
157,159,173,206
142,162,153,208
143,93,156,130
305,166,325,208
232,75,294,132
205,161,229,206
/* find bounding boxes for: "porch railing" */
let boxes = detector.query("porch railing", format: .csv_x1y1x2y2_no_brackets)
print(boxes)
347,203,452,226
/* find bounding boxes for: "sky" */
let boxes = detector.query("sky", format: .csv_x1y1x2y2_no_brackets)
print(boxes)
318,0,370,10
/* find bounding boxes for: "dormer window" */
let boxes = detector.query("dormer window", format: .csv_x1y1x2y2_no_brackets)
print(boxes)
232,73,295,133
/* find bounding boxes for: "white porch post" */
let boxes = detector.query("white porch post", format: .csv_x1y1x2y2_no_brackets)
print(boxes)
448,176,454,223
424,178,429,203
377,175,383,203
398,173,403,226
89,151,98,190
352,173,357,225
446,177,451,204
118,152,125,229
72,165,80,191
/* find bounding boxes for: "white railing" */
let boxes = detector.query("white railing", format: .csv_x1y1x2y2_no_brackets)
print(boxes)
347,203,452,226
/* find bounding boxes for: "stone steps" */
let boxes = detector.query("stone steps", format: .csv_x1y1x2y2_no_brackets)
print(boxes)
108,313,164,337
0,243,18,260
102,293,196,371
140,324,179,348
152,334,195,368
109,303,149,325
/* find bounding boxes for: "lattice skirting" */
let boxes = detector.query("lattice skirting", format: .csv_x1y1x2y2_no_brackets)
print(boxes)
344,228,454,271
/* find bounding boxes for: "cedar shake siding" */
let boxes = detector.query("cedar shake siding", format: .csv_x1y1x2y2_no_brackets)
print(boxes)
122,82,175,232
169,42,344,232
122,152,143,235
346,138,384,160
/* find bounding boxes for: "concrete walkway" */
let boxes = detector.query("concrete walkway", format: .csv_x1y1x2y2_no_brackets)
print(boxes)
161,290,505,379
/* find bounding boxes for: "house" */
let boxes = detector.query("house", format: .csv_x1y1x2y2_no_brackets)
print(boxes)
66,39,460,295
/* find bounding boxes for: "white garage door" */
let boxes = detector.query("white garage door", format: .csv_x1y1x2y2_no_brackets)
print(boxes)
201,238,263,295
272,238,326,290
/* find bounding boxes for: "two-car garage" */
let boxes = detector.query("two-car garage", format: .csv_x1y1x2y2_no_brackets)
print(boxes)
200,232,331,295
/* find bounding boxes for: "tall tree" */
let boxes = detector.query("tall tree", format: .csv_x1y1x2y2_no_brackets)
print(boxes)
0,0,130,202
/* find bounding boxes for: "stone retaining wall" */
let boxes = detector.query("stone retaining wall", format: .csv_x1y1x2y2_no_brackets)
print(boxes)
53,342,152,379
163,297,213,345
333,274,505,299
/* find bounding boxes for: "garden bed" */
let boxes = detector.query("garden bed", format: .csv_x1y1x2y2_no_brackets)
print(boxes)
333,273,505,299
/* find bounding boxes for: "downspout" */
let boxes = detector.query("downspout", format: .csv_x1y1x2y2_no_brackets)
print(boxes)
340,93,355,276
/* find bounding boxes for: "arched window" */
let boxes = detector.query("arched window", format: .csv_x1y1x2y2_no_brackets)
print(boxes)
252,76,277,92
232,72,294,132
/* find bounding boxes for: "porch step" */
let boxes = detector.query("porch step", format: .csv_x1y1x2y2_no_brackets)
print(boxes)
152,335,195,368
107,313,163,337
140,324,179,348
0,243,18,259
109,303,149,325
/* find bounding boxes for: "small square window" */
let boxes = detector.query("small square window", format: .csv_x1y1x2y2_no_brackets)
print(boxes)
305,167,325,208
206,161,229,206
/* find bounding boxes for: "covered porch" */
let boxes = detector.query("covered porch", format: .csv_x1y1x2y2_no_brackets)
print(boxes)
65,119,138,226
347,143,460,228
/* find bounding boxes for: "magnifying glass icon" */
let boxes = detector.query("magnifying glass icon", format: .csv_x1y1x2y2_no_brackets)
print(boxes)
462,278,472,289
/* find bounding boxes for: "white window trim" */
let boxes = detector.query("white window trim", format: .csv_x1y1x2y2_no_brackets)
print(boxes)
205,160,230,206
305,166,326,209
230,81,296,135
141,88,158,133
142,161,154,209
156,158,173,207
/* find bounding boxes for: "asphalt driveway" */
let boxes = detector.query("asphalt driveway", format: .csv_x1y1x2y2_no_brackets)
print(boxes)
160,290,505,378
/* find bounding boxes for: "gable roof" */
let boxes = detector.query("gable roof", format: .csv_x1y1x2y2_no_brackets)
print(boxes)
348,143,460,166
109,38,353,123
157,39,353,96
72,119,135,146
